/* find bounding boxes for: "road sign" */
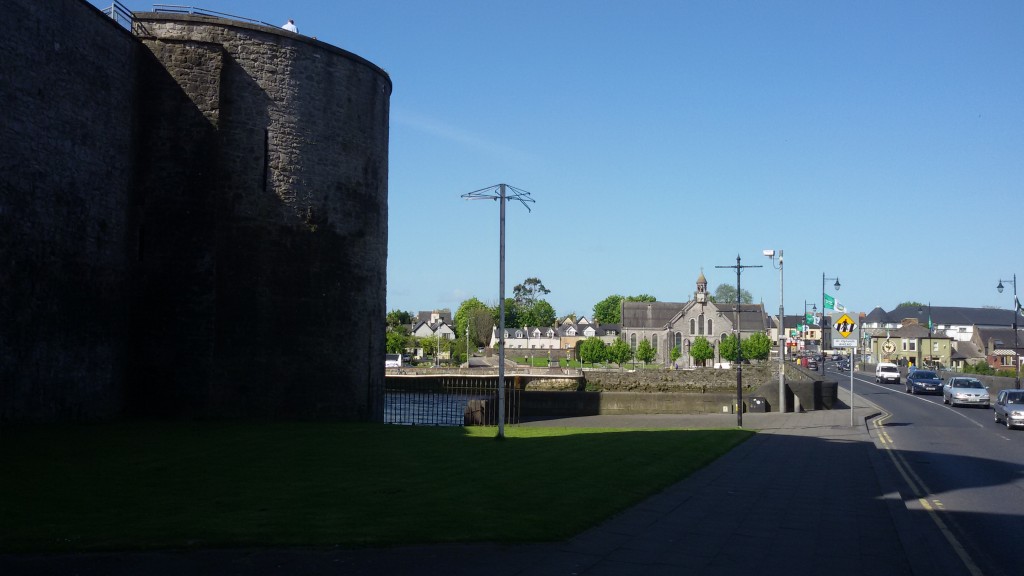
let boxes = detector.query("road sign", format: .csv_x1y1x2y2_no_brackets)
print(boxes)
830,312,859,348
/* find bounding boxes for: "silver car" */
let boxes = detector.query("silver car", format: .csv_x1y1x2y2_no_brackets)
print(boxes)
993,390,1024,429
942,377,990,408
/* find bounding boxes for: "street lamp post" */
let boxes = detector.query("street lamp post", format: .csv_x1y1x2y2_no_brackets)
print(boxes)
822,273,840,373
716,255,762,427
764,249,785,413
997,274,1020,389
803,301,817,350
462,184,535,438
918,302,932,368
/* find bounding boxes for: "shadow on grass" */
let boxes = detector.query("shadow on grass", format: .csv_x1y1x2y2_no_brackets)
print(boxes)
0,421,751,553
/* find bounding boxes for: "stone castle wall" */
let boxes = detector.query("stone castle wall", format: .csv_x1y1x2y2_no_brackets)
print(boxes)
1,0,140,422
1,1,390,423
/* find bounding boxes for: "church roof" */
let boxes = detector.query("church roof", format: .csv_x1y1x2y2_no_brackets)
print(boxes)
621,301,685,329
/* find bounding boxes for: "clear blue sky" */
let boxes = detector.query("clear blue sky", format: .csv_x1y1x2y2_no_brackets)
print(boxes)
101,1,1024,320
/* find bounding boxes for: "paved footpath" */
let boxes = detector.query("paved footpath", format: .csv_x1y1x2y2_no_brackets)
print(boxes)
3,395,973,576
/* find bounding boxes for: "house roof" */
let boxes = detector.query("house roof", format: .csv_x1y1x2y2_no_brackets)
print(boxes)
882,305,1014,328
952,341,984,360
975,326,1024,351
416,310,452,324
863,307,889,324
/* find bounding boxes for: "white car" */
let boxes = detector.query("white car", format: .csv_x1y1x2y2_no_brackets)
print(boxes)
942,377,990,408
875,362,900,384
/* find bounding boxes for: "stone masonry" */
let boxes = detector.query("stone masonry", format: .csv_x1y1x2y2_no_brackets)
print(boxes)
1,1,391,423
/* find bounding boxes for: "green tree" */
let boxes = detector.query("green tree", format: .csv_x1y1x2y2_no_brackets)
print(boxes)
720,334,740,362
690,336,714,367
386,309,414,331
897,301,924,309
593,294,625,324
385,331,409,354
670,346,682,364
713,284,753,305
635,338,656,365
513,277,550,307
520,299,556,328
607,338,633,366
626,294,657,302
579,337,607,366
454,298,491,346
492,298,521,330
742,332,773,361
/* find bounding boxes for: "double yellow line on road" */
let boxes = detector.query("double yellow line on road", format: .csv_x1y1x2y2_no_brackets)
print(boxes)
871,411,983,576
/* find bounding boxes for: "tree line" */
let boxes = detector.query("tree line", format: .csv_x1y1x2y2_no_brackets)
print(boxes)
387,276,767,366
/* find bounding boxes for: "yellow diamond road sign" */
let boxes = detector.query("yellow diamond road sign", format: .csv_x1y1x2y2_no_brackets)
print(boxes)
834,314,856,338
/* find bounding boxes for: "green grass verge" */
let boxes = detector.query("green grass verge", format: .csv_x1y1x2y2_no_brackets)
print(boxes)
0,422,751,552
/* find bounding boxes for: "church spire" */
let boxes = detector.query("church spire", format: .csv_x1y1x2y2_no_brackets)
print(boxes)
695,269,708,303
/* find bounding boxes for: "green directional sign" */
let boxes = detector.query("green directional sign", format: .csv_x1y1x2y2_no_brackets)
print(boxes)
824,293,836,311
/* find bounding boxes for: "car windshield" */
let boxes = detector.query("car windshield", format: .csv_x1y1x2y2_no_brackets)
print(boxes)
915,371,937,379
957,380,984,389
1006,392,1024,404
881,366,898,372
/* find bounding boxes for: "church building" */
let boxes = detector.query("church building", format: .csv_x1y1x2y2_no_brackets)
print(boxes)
620,272,770,367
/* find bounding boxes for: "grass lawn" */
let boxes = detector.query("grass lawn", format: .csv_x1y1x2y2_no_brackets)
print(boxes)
0,421,751,553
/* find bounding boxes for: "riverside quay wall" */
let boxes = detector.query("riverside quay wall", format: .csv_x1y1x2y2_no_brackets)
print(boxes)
516,364,836,415
1,1,391,423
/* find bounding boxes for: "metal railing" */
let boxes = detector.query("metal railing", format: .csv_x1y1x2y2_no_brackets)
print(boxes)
152,5,275,27
384,374,520,427
101,0,133,29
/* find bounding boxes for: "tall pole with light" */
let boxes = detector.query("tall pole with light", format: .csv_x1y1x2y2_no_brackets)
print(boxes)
764,249,785,413
803,301,817,350
462,184,535,438
716,255,762,427
918,302,933,368
997,274,1019,389
822,273,840,373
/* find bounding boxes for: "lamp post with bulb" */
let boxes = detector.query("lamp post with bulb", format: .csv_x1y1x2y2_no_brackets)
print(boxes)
822,273,840,373
997,275,1020,389
764,249,785,412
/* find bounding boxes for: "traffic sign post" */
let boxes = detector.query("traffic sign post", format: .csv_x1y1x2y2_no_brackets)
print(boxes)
831,312,860,427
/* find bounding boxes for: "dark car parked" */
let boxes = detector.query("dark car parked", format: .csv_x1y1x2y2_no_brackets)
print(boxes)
905,370,942,395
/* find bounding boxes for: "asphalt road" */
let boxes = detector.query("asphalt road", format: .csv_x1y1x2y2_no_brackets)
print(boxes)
828,366,1024,576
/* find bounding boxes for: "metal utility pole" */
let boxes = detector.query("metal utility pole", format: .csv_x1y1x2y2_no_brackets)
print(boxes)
716,255,762,427
764,249,785,412
997,274,1019,389
462,184,535,437
822,273,840,372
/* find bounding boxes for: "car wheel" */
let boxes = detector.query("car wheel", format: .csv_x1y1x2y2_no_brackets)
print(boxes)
1007,418,1013,430
995,411,1001,424
943,395,949,405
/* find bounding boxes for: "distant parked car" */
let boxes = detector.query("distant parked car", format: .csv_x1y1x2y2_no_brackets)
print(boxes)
875,362,900,384
993,389,1024,429
806,359,819,370
905,370,942,395
838,359,851,372
942,377,990,408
